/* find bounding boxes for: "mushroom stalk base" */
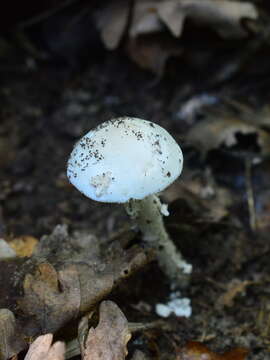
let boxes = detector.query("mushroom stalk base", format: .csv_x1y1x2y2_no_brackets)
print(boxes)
125,194,192,286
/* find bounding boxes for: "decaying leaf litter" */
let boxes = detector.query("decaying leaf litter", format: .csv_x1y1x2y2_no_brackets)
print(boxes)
1,0,270,359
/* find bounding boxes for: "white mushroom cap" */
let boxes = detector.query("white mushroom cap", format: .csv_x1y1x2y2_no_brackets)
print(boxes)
67,117,183,203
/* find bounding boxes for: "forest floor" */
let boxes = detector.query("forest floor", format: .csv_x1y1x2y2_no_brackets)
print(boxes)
1,18,270,359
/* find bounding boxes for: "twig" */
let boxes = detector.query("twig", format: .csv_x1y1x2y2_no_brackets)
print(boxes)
245,158,257,232
128,320,170,332
16,0,79,30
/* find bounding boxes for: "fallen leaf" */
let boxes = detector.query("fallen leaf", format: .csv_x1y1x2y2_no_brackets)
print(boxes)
67,318,164,359
157,0,258,39
186,114,270,157
98,0,258,47
95,0,257,74
216,279,253,308
95,1,130,49
0,309,26,360
178,341,248,360
19,262,81,334
163,179,231,223
0,224,149,358
220,99,270,130
24,334,65,360
82,301,131,360
9,236,38,257
129,0,257,39
123,0,257,71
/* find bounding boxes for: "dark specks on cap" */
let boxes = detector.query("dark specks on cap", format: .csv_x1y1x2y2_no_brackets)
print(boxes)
101,139,106,147
132,129,143,140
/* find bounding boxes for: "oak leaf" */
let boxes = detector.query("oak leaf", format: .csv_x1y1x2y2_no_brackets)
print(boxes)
24,334,65,360
81,301,131,360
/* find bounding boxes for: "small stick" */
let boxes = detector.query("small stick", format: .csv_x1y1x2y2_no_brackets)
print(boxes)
245,158,257,232
128,320,170,332
16,0,78,30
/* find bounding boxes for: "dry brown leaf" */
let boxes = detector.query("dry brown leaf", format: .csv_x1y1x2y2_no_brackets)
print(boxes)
9,236,38,257
216,279,253,308
24,334,65,360
186,116,270,157
157,0,257,38
82,301,131,360
163,178,231,223
97,0,257,50
130,0,257,39
19,262,81,334
178,341,249,360
0,309,26,360
96,1,130,49
96,0,257,73
0,225,149,358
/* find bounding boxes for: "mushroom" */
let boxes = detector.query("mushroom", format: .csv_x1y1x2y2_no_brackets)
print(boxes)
67,117,192,285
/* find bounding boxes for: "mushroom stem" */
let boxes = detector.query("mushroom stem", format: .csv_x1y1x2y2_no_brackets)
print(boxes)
125,194,192,286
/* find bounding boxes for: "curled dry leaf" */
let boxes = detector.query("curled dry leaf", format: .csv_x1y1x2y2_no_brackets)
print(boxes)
163,179,231,223
157,0,258,39
178,341,249,360
186,115,270,157
96,0,257,51
24,334,65,360
130,0,257,38
81,301,131,360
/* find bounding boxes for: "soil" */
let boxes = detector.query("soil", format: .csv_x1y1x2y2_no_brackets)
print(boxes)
1,42,270,359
